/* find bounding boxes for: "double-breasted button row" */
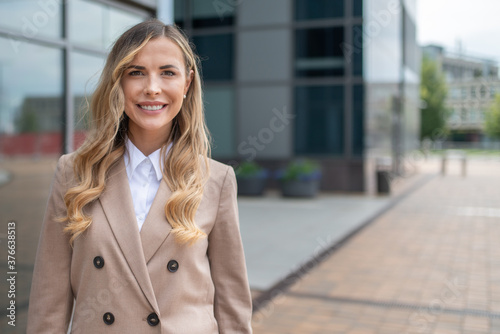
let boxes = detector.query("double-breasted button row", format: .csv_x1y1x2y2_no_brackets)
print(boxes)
167,260,179,273
93,256,104,269
102,312,159,326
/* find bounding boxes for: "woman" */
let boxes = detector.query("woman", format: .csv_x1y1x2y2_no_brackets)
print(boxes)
27,20,253,333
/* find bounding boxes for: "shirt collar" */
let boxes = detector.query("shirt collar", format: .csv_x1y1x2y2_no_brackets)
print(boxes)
124,138,172,182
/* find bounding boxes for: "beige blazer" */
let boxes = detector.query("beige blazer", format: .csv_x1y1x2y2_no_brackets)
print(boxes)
27,153,253,333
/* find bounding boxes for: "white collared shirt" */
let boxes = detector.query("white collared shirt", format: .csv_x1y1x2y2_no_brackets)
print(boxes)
124,139,171,231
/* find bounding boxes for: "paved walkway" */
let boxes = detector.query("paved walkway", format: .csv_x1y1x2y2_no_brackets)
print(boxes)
250,158,500,333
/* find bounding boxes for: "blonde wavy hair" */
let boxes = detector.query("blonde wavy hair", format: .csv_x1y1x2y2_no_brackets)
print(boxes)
62,20,210,245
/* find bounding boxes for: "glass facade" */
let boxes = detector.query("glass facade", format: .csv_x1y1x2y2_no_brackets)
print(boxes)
0,0,62,39
353,0,363,16
352,25,363,76
175,0,236,159
295,27,345,78
0,0,148,157
71,0,144,49
193,34,234,81
352,84,364,156
295,0,344,20
192,0,234,27
295,85,344,155
71,51,104,147
204,86,235,157
0,38,63,156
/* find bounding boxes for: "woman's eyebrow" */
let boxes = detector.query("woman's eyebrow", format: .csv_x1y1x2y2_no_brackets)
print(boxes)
159,64,180,70
127,65,145,70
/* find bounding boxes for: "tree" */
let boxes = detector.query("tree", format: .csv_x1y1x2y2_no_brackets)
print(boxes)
420,55,449,140
484,94,500,139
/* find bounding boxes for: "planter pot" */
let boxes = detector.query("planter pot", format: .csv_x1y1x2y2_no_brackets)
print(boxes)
236,177,267,196
280,179,320,198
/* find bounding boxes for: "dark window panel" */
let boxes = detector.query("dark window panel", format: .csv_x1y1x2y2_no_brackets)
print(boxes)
352,84,364,156
295,0,344,21
295,27,345,77
352,25,363,76
174,0,185,28
192,0,234,28
353,0,363,17
193,34,234,81
295,85,345,155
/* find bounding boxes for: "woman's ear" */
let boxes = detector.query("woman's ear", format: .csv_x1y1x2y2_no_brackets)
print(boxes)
184,69,194,96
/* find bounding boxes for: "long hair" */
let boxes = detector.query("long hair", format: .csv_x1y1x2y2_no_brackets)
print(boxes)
62,19,211,245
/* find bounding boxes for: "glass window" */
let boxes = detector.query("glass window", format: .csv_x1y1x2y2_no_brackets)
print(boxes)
106,7,146,47
71,52,105,150
0,37,63,156
204,87,234,158
295,0,344,21
193,34,233,81
192,0,234,28
353,0,363,17
461,87,467,99
70,0,147,50
295,27,345,77
480,85,487,98
352,25,363,76
352,84,364,156
295,85,344,155
0,0,62,39
70,0,105,48
174,0,185,28
460,108,467,122
470,86,476,98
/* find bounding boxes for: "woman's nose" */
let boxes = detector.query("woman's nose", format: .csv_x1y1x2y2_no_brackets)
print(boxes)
144,77,161,95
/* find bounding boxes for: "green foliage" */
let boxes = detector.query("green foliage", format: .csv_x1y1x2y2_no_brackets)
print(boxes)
420,55,449,140
484,94,500,139
280,159,321,181
16,110,38,133
234,161,265,178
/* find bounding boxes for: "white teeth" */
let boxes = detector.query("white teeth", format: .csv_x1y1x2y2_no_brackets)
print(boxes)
139,105,164,111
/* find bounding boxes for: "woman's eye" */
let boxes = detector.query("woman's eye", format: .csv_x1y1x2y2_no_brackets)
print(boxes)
129,70,143,76
162,71,175,76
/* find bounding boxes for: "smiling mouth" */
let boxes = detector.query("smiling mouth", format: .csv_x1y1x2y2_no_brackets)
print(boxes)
137,104,166,111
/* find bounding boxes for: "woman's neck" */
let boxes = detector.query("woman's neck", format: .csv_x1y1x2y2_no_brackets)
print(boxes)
127,128,171,156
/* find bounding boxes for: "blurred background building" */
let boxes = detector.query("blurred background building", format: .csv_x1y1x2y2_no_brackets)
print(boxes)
0,0,420,193
423,44,500,145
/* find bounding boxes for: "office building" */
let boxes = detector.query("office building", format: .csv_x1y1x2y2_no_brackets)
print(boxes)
0,0,420,192
423,45,500,142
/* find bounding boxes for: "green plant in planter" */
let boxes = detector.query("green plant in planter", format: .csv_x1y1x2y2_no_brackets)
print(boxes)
234,161,268,196
277,159,321,197
278,159,321,181
235,161,267,178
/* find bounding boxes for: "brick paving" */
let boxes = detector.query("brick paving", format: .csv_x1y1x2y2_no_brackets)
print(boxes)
251,158,500,333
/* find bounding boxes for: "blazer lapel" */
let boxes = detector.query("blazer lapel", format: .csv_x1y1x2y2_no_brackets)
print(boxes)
98,158,160,313
140,180,173,264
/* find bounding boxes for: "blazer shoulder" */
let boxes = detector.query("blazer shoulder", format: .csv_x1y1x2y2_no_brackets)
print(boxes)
207,158,235,182
204,158,237,196
55,152,78,183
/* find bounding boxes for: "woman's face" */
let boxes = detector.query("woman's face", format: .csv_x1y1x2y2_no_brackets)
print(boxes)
121,37,193,142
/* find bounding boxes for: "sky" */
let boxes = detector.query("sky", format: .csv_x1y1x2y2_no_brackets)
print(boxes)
417,0,500,64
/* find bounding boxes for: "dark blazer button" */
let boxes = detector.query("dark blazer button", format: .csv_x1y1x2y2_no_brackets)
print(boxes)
167,260,179,273
147,312,159,326
93,256,105,269
103,312,114,325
